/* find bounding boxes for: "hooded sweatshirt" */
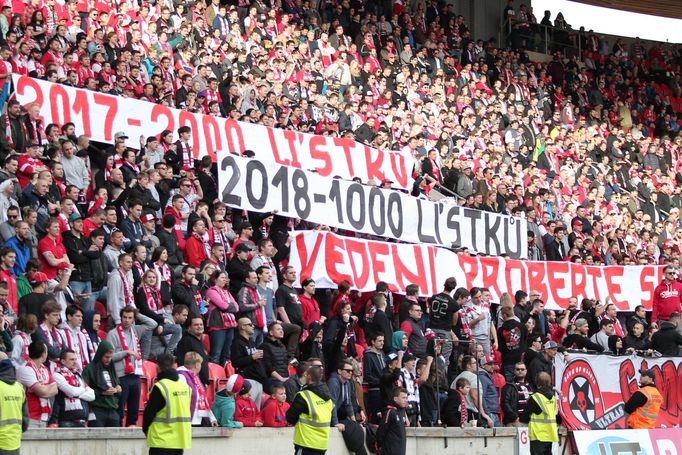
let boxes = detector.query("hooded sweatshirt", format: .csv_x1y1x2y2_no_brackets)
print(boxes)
652,279,682,321
213,389,242,428
81,340,120,410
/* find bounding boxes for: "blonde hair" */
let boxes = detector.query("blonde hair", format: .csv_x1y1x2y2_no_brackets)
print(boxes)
184,351,203,368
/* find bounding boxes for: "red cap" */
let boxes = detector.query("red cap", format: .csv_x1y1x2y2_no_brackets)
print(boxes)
29,272,49,284
645,165,652,171
539,169,548,175
141,214,157,223
181,165,194,172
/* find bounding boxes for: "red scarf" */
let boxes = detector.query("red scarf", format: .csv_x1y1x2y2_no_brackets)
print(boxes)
249,287,266,330
27,361,53,421
154,261,171,288
119,269,134,306
116,324,141,375
40,323,63,349
63,327,95,372
18,331,30,362
143,285,162,312
456,389,468,427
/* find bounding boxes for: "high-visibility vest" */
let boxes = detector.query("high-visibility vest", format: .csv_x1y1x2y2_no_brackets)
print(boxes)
293,389,334,450
0,380,25,451
528,392,559,443
147,378,193,449
627,385,662,429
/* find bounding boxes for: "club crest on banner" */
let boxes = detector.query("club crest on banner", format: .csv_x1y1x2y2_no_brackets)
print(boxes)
560,359,605,429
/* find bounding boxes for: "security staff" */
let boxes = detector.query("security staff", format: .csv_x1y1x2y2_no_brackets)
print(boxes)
286,363,335,455
521,372,560,455
143,353,192,455
624,369,662,429
0,357,28,455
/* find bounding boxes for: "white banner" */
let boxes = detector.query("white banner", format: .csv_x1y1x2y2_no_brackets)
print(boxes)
218,153,529,258
11,75,414,189
572,429,682,455
288,231,664,310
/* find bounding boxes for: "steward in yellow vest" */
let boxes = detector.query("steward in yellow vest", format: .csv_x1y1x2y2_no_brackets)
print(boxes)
624,369,662,429
286,364,336,455
142,354,192,455
0,358,28,454
520,372,560,455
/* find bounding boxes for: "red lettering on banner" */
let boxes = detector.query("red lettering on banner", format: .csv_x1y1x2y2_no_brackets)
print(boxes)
280,130,303,168
570,264,587,302
271,129,291,166
50,83,70,127
367,242,389,288
526,262,548,297
92,93,118,142
392,244,427,293
504,260,527,298
364,145,386,183
427,247,438,295
309,135,331,176
459,256,479,287
202,115,222,161
178,111,200,157
150,105,175,142
585,267,604,301
547,261,570,305
618,358,637,404
602,267,626,310
389,152,408,188
224,119,245,154
324,234,352,284
344,238,370,289
649,429,682,455
72,90,91,137
658,361,681,417
294,233,324,282
639,267,659,310
15,76,42,109
480,258,502,298
333,138,356,177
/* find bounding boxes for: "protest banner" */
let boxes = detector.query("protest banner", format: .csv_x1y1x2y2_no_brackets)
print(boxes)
11,74,414,189
289,231,664,310
219,153,528,258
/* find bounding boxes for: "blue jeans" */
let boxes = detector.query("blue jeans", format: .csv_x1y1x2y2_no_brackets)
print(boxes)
70,281,94,313
208,328,234,365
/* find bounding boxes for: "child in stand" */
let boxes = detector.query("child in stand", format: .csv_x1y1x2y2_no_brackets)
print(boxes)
213,374,245,428
234,377,263,427
261,384,290,427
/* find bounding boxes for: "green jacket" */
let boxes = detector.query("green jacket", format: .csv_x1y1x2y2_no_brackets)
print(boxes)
82,341,120,410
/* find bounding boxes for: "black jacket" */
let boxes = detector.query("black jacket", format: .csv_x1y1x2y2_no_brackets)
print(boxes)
89,245,110,291
175,332,209,385
262,336,289,380
376,405,407,455
500,381,534,424
369,309,394,355
156,227,184,267
63,231,100,282
562,334,604,352
129,186,161,213
651,322,682,356
226,257,252,296
135,287,165,326
362,349,386,388
230,333,267,382
171,281,200,319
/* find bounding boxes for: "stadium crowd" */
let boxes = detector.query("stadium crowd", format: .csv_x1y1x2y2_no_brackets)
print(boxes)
0,0,682,444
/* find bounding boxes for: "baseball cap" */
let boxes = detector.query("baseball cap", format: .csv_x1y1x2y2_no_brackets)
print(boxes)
68,212,82,222
114,131,129,140
480,355,495,366
29,272,49,284
543,340,559,350
181,165,194,172
235,243,252,253
26,141,41,148
141,214,157,223
639,369,655,380
387,352,399,362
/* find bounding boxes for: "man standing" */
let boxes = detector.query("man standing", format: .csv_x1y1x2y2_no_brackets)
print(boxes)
106,305,144,427
528,341,559,389
624,369,662,429
143,353,192,455
652,265,682,324
478,355,501,427
286,363,335,455
0,357,28,453
262,322,290,393
63,213,99,312
462,287,495,355
521,372,560,455
51,348,95,427
62,305,95,374
501,362,533,427
428,277,459,367
16,340,58,427
589,319,615,352
497,306,528,381
175,317,209,386
400,303,427,359
274,266,303,359
3,220,31,277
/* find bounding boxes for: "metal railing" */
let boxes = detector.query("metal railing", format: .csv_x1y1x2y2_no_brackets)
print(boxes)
499,18,582,57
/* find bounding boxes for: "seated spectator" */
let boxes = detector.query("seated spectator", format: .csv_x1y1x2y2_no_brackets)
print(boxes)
135,269,182,357
623,322,650,352
261,384,290,427
590,318,616,352
327,359,357,424
177,351,218,427
171,265,203,319
81,340,121,427
213,375,246,429
234,379,263,427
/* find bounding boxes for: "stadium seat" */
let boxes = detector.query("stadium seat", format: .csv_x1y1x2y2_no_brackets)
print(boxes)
207,362,227,408
260,393,271,411
139,360,158,410
225,361,235,377
202,334,211,354
288,364,296,377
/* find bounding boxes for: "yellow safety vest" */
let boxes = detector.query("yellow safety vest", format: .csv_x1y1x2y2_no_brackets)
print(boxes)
147,378,193,449
528,392,559,443
293,389,334,450
0,380,25,451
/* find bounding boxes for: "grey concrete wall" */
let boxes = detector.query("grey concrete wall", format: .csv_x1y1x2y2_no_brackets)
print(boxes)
20,427,521,455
